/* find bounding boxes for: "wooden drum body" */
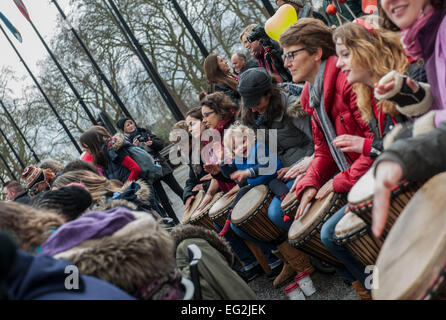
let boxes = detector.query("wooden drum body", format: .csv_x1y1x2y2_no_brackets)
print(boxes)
334,211,383,267
232,185,287,243
373,172,446,300
189,192,223,231
209,193,237,229
348,168,422,238
288,192,346,266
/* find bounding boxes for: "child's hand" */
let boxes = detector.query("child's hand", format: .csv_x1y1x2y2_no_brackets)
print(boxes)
230,170,250,183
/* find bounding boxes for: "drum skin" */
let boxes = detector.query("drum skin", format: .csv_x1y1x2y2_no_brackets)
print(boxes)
373,172,446,300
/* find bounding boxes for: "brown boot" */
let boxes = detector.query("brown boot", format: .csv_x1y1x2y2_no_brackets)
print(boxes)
271,250,296,288
276,241,315,275
352,281,372,300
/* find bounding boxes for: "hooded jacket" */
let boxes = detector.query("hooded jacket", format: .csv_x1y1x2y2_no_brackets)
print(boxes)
295,56,374,198
171,224,257,300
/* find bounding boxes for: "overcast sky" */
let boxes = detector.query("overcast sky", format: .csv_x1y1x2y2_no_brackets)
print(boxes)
0,0,72,96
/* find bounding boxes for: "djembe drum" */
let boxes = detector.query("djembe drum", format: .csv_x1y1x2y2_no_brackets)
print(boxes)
208,193,237,229
189,192,223,231
348,167,422,238
373,172,446,300
181,190,204,224
281,190,299,220
231,185,287,243
334,211,383,267
288,192,347,266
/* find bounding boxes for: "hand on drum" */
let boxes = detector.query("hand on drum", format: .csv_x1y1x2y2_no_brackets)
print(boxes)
374,77,419,96
196,193,213,211
295,187,317,220
372,161,403,238
230,170,250,183
192,184,203,192
203,163,221,175
224,184,240,198
184,195,195,211
332,135,364,154
277,167,290,181
284,156,312,180
289,173,304,193
315,179,334,200
199,174,213,182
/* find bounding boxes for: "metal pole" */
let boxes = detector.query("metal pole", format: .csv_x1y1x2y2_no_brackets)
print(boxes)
51,0,135,123
261,0,276,16
105,0,184,121
0,24,82,154
26,19,97,125
0,151,17,181
0,126,25,169
169,0,209,58
0,99,40,163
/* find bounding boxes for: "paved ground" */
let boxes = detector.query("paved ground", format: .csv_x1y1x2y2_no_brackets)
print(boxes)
162,164,358,300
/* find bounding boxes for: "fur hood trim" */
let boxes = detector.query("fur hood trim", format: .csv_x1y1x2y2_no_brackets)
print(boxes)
122,179,151,200
170,224,234,267
110,133,126,152
54,212,175,293
286,96,307,119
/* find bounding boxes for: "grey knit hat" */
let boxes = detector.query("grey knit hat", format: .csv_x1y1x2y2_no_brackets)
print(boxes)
237,68,272,108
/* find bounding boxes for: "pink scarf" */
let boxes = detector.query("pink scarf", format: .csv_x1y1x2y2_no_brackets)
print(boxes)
401,5,435,60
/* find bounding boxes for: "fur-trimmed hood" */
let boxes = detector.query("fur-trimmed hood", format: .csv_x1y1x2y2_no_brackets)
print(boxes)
170,224,234,267
54,212,175,294
286,95,307,119
110,132,126,152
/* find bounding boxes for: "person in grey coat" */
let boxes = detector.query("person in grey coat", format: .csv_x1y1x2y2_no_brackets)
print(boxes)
372,121,446,238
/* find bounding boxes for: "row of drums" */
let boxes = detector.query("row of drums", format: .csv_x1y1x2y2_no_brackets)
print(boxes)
181,168,446,300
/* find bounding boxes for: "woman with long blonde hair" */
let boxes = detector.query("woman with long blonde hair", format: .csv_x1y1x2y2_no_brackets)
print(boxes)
331,19,424,159
0,201,64,253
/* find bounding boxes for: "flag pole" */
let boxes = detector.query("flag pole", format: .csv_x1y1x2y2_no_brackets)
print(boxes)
0,24,82,154
0,98,40,163
51,0,135,124
105,0,184,121
168,0,209,58
0,125,25,169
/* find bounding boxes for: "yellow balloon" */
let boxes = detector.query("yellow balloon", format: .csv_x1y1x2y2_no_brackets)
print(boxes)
265,4,298,42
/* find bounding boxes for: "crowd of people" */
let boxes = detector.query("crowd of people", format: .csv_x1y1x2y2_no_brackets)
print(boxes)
1,0,445,300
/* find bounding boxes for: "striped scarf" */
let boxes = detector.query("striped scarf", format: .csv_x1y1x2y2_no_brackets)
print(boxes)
401,5,435,60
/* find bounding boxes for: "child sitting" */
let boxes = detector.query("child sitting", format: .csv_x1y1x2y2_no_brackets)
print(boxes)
218,122,289,236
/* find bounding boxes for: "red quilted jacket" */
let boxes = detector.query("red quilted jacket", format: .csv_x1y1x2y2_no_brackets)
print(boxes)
294,56,374,199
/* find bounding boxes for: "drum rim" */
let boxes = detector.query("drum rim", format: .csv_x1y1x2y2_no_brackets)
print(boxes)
182,190,205,223
232,191,273,226
231,185,270,224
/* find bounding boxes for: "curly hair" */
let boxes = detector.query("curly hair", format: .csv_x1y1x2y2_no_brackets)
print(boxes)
333,21,409,121
53,170,121,205
200,91,238,121
0,202,64,252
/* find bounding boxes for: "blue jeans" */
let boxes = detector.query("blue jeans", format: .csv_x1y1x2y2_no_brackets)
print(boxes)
267,179,295,230
320,204,368,286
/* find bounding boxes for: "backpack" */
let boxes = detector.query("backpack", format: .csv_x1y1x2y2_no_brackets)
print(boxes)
125,145,163,182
